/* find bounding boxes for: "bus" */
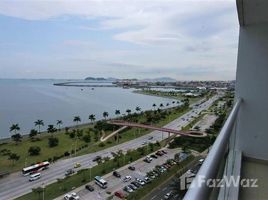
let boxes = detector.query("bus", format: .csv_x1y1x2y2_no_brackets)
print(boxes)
22,161,50,176
94,176,107,189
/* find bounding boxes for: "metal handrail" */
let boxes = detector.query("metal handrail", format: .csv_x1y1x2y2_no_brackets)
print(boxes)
184,98,242,200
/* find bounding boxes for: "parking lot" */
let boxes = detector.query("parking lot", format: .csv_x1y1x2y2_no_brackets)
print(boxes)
56,148,182,200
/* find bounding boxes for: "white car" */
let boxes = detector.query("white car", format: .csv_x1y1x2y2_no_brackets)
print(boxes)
29,173,41,181
164,192,172,199
64,192,80,200
71,192,80,200
64,194,72,200
123,175,132,182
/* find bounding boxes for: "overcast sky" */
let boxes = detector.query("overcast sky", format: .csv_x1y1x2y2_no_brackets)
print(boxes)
0,0,239,80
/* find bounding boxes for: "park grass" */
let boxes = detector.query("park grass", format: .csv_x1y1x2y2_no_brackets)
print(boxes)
15,142,163,200
0,105,189,173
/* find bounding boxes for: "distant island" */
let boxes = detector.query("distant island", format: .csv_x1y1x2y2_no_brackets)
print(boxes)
85,77,107,81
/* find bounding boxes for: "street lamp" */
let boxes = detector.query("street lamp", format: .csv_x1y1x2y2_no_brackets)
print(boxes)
42,183,45,200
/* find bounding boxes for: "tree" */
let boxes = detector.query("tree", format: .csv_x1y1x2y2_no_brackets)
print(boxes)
115,110,120,117
28,146,41,156
88,114,96,123
48,137,59,147
73,116,81,126
11,133,22,144
82,134,91,143
103,111,109,120
34,120,44,134
47,125,57,136
8,153,20,165
126,109,131,115
135,106,141,112
29,129,38,141
56,120,63,131
9,124,20,134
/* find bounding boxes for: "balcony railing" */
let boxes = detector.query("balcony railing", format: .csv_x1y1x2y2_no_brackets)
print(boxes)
184,98,242,200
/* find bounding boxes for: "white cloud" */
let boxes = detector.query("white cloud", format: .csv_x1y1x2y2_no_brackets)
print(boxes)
0,0,239,80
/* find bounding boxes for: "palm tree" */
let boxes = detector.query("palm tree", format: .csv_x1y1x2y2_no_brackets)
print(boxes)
115,110,120,117
103,112,109,120
73,116,81,126
9,124,20,134
89,114,96,123
126,109,131,115
34,120,44,134
135,106,141,112
152,103,156,110
47,124,57,136
56,120,63,131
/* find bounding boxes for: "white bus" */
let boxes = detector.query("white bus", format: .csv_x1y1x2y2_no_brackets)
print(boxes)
94,176,107,189
22,161,50,176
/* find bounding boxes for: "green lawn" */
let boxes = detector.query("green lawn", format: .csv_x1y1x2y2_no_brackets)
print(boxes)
0,106,189,173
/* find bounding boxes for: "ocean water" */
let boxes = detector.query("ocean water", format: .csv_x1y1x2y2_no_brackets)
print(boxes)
0,79,175,138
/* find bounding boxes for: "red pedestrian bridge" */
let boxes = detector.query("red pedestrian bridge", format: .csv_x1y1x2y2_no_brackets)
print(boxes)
108,120,206,138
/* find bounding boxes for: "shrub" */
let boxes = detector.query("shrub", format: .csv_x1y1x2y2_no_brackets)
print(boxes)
98,142,105,147
28,146,41,156
48,137,59,147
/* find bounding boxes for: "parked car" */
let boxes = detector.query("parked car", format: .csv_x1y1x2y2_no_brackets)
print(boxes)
74,163,81,168
113,171,121,178
85,184,94,191
124,185,134,193
92,156,101,162
143,176,151,183
70,192,80,200
123,175,132,182
128,166,135,171
136,178,145,186
150,154,158,159
65,169,75,176
64,194,72,200
114,191,125,199
64,193,80,200
156,151,164,156
161,150,167,154
143,158,151,163
131,181,141,188
129,184,137,190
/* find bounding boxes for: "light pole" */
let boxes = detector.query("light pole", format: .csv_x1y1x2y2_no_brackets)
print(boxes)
42,183,45,200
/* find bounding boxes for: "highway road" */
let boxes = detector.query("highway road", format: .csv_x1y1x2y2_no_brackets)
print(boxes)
147,161,203,200
0,95,219,200
55,147,181,200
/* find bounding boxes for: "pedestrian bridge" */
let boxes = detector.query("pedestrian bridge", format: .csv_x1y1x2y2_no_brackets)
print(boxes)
108,120,206,138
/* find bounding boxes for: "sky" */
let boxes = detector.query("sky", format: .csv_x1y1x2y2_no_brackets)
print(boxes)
0,0,239,80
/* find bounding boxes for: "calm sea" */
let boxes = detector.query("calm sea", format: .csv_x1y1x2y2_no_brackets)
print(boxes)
0,79,175,138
